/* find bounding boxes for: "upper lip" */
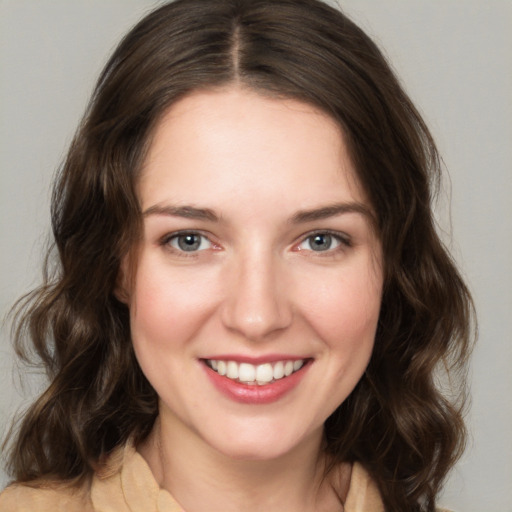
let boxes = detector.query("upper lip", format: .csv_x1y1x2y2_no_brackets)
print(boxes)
201,354,311,364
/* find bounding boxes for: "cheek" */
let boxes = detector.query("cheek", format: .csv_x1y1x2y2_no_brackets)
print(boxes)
129,260,218,353
301,263,382,411
298,260,382,354
309,266,382,322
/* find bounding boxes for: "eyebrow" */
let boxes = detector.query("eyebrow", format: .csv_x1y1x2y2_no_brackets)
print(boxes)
290,202,374,225
143,201,374,226
143,204,219,222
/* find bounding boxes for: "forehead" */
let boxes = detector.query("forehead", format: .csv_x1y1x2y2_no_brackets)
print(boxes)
139,87,368,215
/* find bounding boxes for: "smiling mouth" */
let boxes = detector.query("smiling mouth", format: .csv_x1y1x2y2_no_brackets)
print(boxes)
204,359,308,386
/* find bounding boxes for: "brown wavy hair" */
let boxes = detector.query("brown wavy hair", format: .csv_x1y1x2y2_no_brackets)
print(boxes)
4,0,474,510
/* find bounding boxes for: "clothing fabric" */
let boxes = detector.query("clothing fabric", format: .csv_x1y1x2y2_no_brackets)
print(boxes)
0,442,385,511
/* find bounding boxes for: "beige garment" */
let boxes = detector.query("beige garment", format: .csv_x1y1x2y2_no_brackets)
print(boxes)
0,443,384,511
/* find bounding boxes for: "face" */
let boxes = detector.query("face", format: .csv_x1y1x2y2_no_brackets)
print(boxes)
126,87,383,461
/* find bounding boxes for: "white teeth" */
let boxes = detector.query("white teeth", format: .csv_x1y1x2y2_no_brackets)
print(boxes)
226,361,238,379
273,361,284,380
238,363,256,382
217,360,227,376
207,359,306,385
255,363,273,383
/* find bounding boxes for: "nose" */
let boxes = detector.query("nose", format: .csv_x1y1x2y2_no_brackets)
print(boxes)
220,250,293,341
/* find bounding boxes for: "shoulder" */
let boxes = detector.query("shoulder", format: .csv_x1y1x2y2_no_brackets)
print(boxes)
344,462,385,512
344,463,456,512
0,479,94,512
0,441,139,512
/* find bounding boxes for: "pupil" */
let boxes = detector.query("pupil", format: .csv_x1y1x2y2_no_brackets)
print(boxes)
178,234,200,251
311,234,331,251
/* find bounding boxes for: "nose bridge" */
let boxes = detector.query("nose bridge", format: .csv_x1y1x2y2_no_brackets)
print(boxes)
221,244,292,340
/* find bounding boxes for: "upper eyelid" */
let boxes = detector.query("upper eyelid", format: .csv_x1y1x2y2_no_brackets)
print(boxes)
161,231,216,255
157,229,352,249
161,229,214,242
297,229,351,245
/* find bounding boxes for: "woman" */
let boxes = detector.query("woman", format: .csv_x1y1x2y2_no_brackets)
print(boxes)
0,0,473,510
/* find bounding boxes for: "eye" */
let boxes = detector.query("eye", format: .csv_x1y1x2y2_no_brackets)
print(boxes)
296,232,348,252
167,232,213,252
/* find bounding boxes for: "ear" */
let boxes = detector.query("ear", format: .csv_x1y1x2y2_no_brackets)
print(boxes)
114,257,131,305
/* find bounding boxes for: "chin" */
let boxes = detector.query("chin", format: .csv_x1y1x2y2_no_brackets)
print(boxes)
200,419,322,462
214,438,296,462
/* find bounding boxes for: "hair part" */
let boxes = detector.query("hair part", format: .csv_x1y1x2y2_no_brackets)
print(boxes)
4,1,474,510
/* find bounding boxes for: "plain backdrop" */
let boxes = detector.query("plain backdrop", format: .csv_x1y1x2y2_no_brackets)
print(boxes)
1,1,511,510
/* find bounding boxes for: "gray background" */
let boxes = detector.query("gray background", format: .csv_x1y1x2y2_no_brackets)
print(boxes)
1,1,511,510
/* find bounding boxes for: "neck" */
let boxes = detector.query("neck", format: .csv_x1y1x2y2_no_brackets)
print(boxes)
138,415,349,512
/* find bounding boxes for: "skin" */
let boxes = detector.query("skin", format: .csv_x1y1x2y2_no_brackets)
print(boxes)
123,86,384,512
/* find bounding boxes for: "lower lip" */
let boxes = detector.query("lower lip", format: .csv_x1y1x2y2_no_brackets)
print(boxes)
202,361,311,404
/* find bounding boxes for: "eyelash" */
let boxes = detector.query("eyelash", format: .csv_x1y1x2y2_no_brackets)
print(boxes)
160,230,217,256
159,229,351,256
295,230,352,255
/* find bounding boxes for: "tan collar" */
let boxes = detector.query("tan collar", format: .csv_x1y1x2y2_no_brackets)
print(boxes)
92,443,385,512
